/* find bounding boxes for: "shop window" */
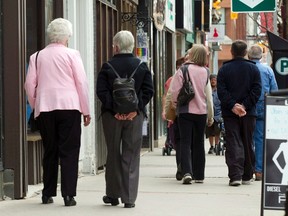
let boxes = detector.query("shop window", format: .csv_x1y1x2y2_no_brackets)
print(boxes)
95,1,118,72
99,0,116,6
108,0,116,5
44,0,54,45
26,0,62,128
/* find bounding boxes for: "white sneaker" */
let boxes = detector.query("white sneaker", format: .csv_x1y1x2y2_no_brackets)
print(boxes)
182,174,192,184
229,180,241,186
242,179,253,185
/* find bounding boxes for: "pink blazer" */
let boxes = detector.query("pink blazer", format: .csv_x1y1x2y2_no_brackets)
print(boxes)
25,43,90,118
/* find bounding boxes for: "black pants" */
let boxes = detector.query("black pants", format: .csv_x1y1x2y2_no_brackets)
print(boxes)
38,110,81,197
173,118,181,168
178,113,207,180
223,115,256,181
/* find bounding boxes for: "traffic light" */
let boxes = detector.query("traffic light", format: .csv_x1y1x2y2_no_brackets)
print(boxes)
212,0,222,24
213,0,221,10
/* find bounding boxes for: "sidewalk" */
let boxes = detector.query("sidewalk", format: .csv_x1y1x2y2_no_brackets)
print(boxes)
0,139,285,216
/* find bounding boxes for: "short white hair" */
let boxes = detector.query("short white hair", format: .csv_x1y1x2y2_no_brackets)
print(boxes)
46,18,73,43
113,30,135,53
248,44,263,60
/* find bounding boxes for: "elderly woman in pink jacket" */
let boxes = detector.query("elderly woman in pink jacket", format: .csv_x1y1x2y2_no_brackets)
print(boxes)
169,44,214,184
25,18,91,206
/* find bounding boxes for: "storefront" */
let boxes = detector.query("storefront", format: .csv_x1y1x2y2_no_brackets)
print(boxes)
0,0,63,200
0,0,156,199
151,0,177,141
0,0,3,174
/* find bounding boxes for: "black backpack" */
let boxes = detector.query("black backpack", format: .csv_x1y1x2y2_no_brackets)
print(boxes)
107,61,142,114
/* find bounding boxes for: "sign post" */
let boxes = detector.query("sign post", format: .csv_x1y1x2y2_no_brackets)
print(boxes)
231,0,276,12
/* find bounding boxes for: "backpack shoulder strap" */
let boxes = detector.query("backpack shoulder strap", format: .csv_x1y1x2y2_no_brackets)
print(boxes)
106,62,121,78
129,60,143,78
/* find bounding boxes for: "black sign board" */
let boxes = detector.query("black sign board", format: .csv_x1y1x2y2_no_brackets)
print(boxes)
262,92,288,215
267,31,288,89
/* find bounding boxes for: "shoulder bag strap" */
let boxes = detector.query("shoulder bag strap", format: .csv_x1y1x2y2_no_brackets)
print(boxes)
35,51,40,70
181,64,191,84
34,51,40,89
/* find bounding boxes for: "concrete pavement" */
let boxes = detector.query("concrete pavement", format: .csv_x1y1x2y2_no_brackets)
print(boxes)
0,139,285,216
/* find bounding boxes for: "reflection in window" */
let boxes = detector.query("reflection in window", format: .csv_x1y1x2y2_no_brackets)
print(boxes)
45,0,54,45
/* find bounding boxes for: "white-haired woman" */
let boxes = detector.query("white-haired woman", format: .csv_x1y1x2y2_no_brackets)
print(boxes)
25,18,91,206
97,30,154,208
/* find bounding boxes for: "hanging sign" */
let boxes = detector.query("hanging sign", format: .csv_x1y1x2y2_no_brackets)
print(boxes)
206,24,225,42
153,0,166,31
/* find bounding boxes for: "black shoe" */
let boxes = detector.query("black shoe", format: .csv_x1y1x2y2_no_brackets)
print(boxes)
103,195,119,206
42,196,53,204
124,203,135,208
176,171,183,181
208,146,214,154
63,196,77,206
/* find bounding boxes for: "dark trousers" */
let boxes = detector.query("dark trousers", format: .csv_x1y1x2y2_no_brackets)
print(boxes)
223,115,256,181
173,118,181,168
38,110,81,197
102,111,144,204
178,113,207,180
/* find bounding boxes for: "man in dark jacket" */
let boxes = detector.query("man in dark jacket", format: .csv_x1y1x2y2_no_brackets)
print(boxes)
96,30,154,208
217,40,261,186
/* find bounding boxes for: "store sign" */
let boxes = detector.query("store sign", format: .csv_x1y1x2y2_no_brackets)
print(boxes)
175,0,193,32
206,24,224,42
275,57,288,76
232,0,276,12
165,0,175,32
183,0,193,32
136,30,149,62
153,0,166,31
262,97,288,212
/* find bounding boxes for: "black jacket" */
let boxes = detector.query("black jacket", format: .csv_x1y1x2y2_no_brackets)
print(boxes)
96,53,154,115
217,57,261,117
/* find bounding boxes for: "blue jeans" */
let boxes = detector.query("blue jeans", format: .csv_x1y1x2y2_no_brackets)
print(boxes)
253,102,264,173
